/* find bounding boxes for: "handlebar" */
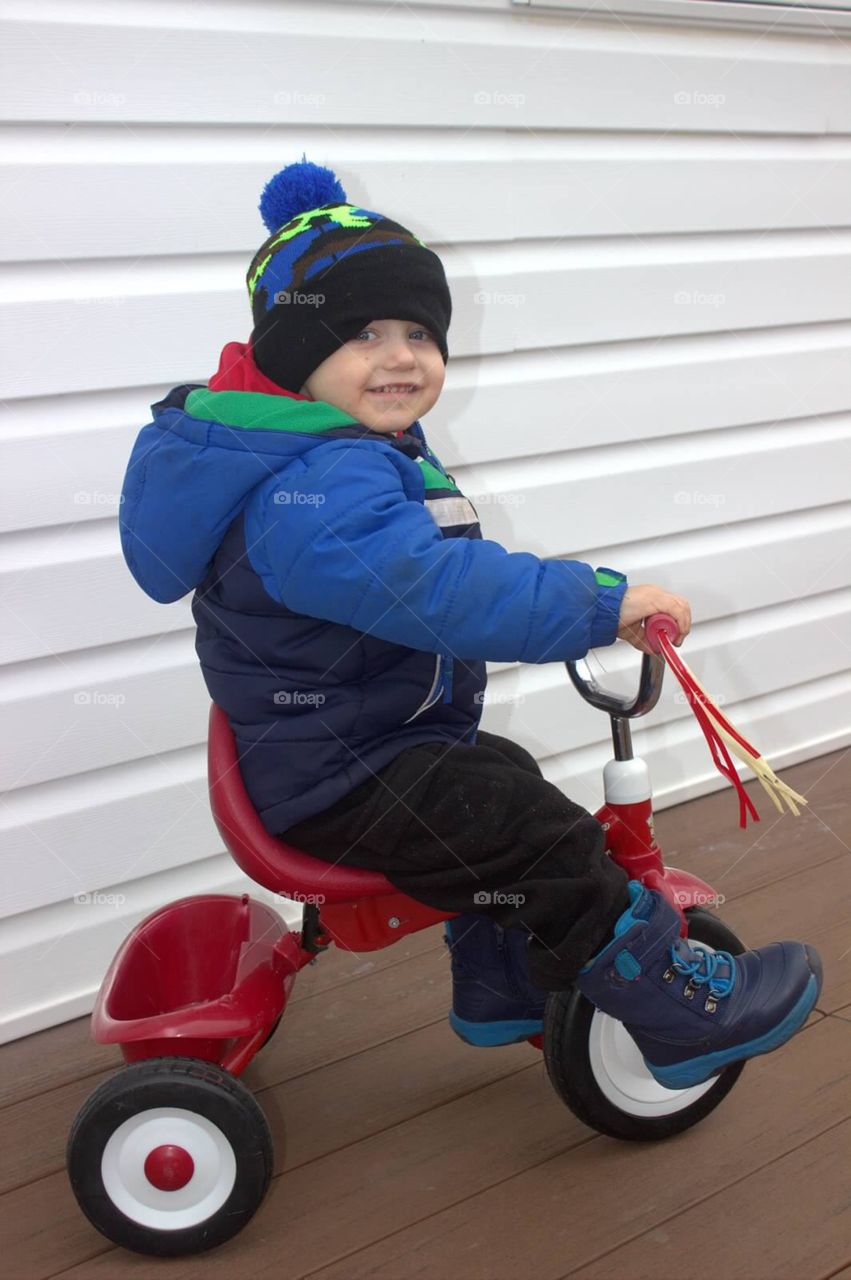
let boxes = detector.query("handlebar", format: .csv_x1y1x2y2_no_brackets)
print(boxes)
565,612,681,719
644,613,681,655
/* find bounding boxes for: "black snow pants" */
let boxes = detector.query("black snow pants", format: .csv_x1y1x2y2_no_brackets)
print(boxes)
278,730,631,990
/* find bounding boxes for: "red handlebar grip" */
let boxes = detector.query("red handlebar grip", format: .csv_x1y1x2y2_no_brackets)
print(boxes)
645,612,681,653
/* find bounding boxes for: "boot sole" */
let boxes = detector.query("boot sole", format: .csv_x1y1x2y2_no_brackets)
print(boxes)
644,948,822,1090
448,1010,544,1047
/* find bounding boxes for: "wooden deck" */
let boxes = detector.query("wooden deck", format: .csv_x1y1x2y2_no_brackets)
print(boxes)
2,747,849,1280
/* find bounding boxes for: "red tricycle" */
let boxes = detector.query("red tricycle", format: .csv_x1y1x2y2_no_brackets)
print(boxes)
67,615,746,1256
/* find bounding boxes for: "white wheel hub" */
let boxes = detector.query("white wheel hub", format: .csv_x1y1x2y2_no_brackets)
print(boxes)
101,1107,237,1230
588,941,720,1116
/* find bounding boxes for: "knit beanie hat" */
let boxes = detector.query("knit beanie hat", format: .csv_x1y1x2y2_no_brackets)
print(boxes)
246,157,452,394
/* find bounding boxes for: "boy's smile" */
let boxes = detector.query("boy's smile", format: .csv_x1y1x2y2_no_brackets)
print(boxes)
299,318,445,433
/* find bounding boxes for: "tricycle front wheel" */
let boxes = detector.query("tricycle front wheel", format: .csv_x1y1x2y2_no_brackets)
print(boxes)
67,1056,274,1256
542,907,746,1141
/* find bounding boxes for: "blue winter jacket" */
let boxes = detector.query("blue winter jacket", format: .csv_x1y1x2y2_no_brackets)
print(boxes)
119,383,628,834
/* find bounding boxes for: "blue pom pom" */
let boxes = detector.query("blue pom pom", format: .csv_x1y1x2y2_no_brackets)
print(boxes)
258,155,348,233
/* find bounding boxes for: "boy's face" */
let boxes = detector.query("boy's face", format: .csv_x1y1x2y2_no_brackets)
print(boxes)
299,318,445,433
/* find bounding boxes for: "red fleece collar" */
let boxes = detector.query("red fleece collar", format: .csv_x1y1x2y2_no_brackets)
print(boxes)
207,339,405,436
208,339,309,398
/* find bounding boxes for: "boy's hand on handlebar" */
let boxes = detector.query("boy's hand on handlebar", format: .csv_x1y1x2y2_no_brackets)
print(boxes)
617,585,692,655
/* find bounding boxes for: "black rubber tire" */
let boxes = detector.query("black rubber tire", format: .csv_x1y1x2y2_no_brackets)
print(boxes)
542,907,747,1142
66,1057,274,1256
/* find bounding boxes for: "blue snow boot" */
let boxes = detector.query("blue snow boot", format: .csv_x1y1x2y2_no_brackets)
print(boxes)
443,914,548,1047
577,880,823,1089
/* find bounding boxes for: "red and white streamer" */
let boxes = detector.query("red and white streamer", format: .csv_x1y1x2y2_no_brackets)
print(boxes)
653,628,807,830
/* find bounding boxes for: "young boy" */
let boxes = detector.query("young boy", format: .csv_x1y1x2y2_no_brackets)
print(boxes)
120,159,821,1090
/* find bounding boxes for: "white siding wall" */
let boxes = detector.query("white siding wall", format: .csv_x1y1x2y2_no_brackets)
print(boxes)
1,0,849,1041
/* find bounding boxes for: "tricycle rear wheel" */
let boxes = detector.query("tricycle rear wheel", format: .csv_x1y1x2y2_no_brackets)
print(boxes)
67,1056,274,1256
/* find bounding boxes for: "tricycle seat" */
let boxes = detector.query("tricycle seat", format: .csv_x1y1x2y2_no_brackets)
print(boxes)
207,703,398,904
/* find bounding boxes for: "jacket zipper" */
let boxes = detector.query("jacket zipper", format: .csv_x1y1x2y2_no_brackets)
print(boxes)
402,435,458,719
442,655,454,703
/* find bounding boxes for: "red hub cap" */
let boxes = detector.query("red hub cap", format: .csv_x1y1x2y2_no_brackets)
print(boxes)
143,1143,195,1191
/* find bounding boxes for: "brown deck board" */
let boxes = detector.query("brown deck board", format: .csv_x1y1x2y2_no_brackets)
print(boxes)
301,1018,851,1280
711,854,851,1012
658,747,849,902
569,1117,851,1280
3,1012,536,1196
0,747,847,1280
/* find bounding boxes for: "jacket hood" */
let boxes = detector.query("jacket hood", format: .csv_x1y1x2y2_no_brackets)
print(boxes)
119,380,426,604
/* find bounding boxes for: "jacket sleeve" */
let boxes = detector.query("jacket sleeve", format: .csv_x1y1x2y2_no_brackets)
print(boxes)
245,446,628,664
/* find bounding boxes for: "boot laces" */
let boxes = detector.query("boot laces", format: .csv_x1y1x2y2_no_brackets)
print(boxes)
669,940,735,998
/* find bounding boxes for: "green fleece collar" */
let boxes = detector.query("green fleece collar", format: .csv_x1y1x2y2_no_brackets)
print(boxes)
184,388,360,433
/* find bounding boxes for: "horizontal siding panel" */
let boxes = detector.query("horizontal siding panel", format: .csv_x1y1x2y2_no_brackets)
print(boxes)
4,147,851,263
0,383,148,441
1,619,848,918
2,424,849,664
1,15,849,132
432,325,851,467
1,538,192,665
521,0,851,36
0,749,213,921
0,856,302,1044
2,325,850,534
540,671,851,819
3,506,849,790
466,422,851,552
0,425,134,535
0,633,206,792
3,237,851,398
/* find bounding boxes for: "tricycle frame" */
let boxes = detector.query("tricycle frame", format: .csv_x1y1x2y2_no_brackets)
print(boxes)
91,637,718,1077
